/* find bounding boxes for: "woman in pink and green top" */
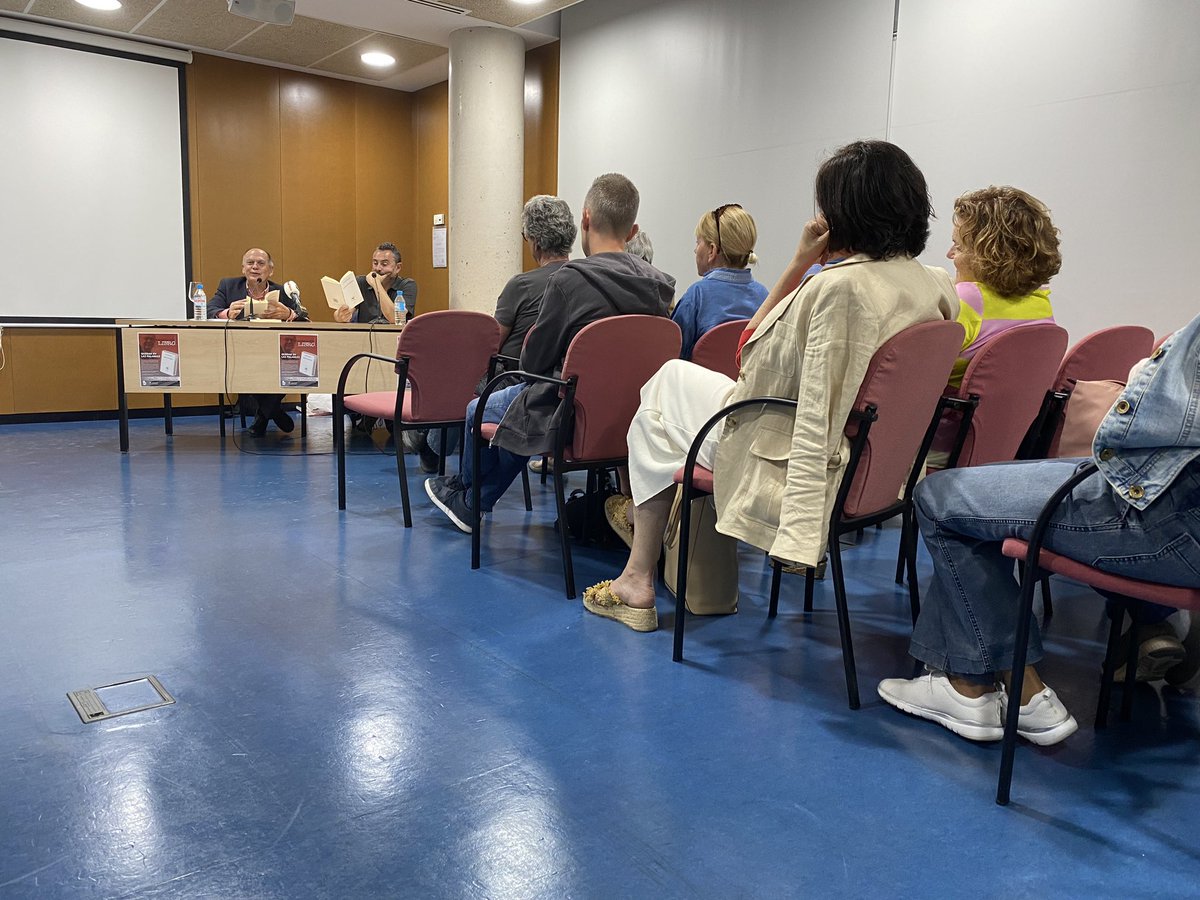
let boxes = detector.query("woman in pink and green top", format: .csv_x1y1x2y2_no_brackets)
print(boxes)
945,186,1062,388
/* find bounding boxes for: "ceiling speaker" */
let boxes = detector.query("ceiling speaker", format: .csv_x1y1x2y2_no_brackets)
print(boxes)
227,0,296,26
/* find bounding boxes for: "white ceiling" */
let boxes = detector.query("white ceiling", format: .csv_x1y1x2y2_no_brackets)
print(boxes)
0,0,577,91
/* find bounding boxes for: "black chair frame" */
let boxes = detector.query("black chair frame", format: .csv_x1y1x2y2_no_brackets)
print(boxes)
469,367,619,599
997,460,1148,806
673,388,947,710
333,352,457,527
894,393,979,586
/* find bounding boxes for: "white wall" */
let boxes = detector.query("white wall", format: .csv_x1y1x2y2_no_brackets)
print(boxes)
560,0,1200,340
0,34,187,321
558,0,896,295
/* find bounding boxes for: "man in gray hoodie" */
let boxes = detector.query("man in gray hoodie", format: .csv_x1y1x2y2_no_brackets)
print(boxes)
425,173,676,532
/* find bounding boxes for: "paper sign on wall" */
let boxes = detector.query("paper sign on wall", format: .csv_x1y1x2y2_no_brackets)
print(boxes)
138,332,181,387
280,333,319,388
432,225,447,269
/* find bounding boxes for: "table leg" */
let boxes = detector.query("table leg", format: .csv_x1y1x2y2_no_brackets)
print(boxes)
115,328,129,452
163,394,173,435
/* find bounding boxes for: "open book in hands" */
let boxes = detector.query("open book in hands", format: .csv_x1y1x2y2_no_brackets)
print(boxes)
320,271,366,311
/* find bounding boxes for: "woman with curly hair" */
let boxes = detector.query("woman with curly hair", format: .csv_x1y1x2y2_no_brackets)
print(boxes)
945,186,1062,387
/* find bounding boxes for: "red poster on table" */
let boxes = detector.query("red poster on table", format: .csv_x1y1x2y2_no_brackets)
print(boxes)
138,332,181,387
280,333,319,388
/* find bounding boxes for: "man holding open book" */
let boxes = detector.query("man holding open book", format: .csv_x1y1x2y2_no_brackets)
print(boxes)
330,242,418,325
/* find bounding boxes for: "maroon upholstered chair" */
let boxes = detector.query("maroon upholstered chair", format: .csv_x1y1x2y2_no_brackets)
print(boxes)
334,310,501,526
671,320,965,710
1022,325,1157,458
470,315,682,598
930,323,1069,469
996,461,1200,805
690,318,749,379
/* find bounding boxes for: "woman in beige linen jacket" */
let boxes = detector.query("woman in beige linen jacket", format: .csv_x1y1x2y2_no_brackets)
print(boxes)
583,140,958,634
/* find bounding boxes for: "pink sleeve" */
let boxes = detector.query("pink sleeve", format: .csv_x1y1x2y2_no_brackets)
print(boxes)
735,326,756,368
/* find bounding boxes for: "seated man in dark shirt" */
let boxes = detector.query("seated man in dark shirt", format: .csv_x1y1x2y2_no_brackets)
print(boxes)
333,242,417,325
424,173,675,531
208,247,308,435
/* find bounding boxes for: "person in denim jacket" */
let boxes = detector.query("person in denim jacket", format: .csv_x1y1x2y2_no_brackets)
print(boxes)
878,312,1200,746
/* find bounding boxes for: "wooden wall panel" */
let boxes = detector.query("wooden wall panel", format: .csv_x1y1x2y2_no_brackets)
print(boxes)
354,84,415,302
188,56,283,296
409,82,449,313
6,45,561,417
523,43,561,272
278,72,358,323
0,328,15,414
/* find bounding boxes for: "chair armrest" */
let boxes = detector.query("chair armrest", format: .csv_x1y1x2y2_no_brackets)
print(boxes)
1019,461,1101,567
679,396,799,495
335,352,406,400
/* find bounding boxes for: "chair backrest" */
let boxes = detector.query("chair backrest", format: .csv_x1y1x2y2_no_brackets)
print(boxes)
1040,325,1155,456
934,323,1069,468
398,310,501,421
561,315,682,460
690,318,748,380
839,320,965,519
1053,325,1156,390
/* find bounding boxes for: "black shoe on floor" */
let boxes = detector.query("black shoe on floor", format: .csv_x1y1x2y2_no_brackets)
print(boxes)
248,413,268,437
424,476,473,534
272,410,295,433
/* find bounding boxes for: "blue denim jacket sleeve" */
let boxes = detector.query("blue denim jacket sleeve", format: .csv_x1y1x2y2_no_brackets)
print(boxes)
1094,312,1200,509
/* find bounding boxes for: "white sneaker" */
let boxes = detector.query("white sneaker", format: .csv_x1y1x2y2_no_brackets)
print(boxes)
1000,686,1078,746
877,672,1004,742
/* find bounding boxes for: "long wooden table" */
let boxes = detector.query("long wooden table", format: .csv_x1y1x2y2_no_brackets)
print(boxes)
115,319,402,451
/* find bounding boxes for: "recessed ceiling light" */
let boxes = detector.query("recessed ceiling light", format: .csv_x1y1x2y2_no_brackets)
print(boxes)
75,0,123,10
512,0,543,5
361,51,396,68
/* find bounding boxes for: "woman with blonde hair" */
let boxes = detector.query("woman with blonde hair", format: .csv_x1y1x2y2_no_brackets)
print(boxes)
945,186,1062,387
671,204,769,360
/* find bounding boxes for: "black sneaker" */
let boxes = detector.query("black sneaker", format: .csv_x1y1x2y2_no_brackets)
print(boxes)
271,409,295,433
248,413,268,437
424,477,473,533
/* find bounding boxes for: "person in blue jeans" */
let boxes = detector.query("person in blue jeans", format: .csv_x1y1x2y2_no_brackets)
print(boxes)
879,311,1200,745
423,173,674,532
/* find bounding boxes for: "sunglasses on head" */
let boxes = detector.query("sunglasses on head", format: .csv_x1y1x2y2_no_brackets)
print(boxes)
712,203,742,254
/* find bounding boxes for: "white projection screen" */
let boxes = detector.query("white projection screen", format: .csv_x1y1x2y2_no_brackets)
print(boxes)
0,31,188,322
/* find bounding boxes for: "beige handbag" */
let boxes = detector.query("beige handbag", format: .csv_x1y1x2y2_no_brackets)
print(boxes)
1058,379,1125,458
662,485,739,615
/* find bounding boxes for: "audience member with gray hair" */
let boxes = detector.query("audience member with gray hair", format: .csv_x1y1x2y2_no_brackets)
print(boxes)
626,230,654,263
424,173,675,533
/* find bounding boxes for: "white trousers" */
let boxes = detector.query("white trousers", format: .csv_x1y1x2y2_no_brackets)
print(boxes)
626,359,736,505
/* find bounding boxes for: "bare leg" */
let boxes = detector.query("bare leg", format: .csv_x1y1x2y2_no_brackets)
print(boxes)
606,486,674,609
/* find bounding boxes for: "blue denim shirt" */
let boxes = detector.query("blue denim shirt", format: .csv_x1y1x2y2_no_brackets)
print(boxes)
1094,312,1200,509
671,267,768,359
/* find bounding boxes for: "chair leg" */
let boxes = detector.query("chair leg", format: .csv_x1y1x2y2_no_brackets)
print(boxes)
997,551,1041,806
895,508,909,585
540,454,548,484
1040,576,1053,621
300,397,307,438
438,427,448,477
905,511,921,624
396,425,412,528
804,567,815,612
334,394,347,510
767,560,782,619
672,487,693,663
520,463,532,511
1120,617,1141,722
828,536,860,710
1096,602,1126,729
553,467,575,598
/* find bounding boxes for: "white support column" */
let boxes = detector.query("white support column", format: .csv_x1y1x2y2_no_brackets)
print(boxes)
448,27,525,312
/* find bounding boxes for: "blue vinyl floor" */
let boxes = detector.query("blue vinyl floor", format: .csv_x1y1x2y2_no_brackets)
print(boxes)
2,415,1199,898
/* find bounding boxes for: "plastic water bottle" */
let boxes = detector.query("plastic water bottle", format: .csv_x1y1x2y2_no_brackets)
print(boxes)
395,291,406,322
192,283,207,321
